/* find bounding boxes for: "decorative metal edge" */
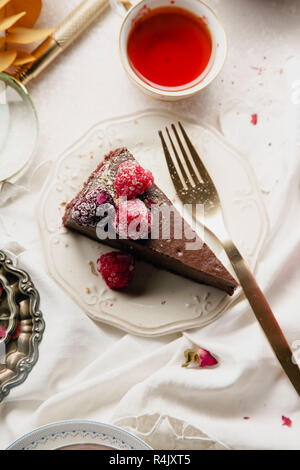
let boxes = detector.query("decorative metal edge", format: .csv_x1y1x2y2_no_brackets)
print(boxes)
0,250,45,402
0,271,19,343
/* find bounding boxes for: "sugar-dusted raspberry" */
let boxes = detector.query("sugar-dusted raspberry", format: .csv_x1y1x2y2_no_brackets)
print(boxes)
114,161,154,199
72,187,114,227
97,251,135,290
116,199,151,240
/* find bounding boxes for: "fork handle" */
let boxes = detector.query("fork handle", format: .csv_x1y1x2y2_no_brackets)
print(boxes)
223,239,300,396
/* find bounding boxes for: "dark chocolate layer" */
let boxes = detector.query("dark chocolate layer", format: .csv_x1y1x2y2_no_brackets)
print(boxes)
63,148,238,295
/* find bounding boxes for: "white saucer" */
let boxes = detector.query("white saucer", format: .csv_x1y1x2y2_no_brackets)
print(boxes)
7,420,151,450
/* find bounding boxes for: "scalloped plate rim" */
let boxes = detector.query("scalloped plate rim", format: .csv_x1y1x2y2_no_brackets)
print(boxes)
38,108,269,337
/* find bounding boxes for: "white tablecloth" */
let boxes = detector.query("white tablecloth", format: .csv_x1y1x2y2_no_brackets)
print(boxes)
1,0,300,450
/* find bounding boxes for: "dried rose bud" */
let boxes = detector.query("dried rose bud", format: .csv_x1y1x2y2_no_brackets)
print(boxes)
11,322,22,340
182,347,218,368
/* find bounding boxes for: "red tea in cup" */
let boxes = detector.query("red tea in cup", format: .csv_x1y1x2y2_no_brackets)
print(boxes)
127,6,212,89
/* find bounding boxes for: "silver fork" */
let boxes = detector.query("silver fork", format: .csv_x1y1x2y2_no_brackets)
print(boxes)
159,122,300,397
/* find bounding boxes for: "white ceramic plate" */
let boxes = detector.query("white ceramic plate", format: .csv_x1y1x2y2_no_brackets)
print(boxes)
38,109,268,336
6,420,151,450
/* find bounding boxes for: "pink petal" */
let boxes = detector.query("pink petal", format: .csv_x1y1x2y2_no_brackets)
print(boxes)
0,326,6,339
282,416,292,427
198,347,218,367
251,113,258,125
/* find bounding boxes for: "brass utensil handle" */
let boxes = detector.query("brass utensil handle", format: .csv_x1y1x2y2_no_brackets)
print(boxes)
14,0,109,85
53,0,109,48
224,238,300,396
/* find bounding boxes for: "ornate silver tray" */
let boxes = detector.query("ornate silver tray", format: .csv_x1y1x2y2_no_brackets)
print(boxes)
0,250,45,402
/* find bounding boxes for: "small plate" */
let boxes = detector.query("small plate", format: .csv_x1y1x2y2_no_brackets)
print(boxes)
38,109,268,337
6,420,152,450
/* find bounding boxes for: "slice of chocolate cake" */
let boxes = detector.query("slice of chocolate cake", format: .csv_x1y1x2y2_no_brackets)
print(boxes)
63,148,238,295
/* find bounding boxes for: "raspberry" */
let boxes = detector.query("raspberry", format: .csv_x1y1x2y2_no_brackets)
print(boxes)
116,199,151,240
72,188,114,227
114,161,154,199
97,251,135,290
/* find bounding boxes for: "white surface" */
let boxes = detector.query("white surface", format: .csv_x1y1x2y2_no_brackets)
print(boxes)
7,420,151,450
39,109,267,336
0,0,300,450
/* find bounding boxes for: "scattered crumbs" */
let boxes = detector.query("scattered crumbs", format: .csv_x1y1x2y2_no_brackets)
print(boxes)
231,81,235,85
280,68,284,75
88,260,98,276
161,300,166,305
90,155,94,159
251,66,263,75
268,142,272,147
282,416,292,427
85,287,91,294
243,417,250,420
251,113,258,125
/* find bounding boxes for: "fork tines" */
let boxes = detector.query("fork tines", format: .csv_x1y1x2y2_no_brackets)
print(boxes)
159,122,212,190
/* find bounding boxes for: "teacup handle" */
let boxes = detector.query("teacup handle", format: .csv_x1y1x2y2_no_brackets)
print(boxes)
110,0,132,17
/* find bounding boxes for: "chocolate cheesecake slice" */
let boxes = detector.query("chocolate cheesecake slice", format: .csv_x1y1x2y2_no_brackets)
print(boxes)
63,148,238,295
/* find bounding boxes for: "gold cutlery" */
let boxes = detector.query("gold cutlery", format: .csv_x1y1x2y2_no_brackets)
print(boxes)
159,122,300,396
